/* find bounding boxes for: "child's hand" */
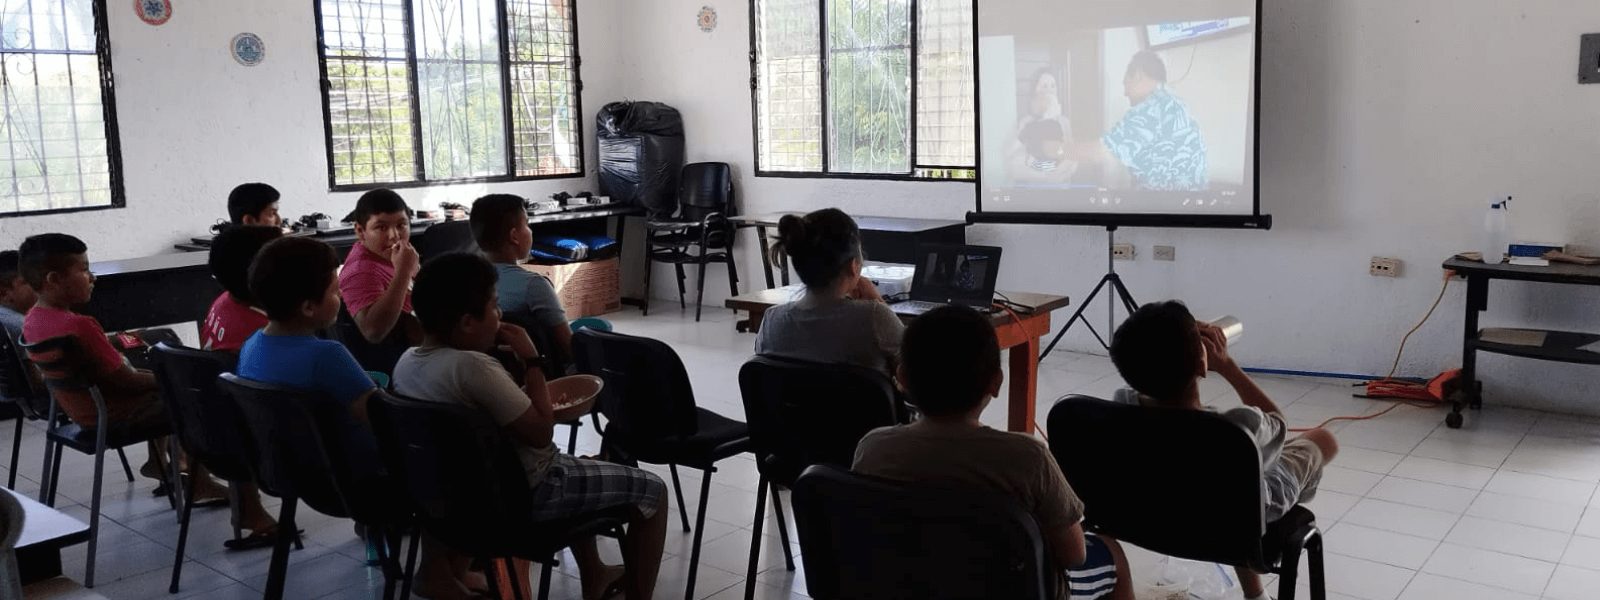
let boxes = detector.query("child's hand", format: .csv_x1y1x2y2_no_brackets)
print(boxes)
391,241,421,279
850,276,884,302
1198,322,1235,373
496,322,540,362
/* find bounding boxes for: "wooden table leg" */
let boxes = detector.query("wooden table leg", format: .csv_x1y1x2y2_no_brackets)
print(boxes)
1008,333,1041,434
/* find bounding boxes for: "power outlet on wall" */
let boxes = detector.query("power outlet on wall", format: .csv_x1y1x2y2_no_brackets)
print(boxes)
1370,257,1402,277
1153,245,1176,261
1112,244,1136,260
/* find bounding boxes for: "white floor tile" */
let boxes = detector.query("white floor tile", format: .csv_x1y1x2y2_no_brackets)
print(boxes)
1321,553,1416,600
1335,447,1406,475
1482,469,1597,506
1337,420,1438,455
1324,522,1439,569
1342,498,1460,540
1419,542,1555,596
1561,534,1600,571
1365,476,1479,514
1395,572,1537,600
1388,456,1496,490
1409,435,1517,470
1466,491,1585,533
1305,490,1361,523
1543,564,1600,600
1321,465,1385,496
1578,507,1600,539
1442,516,1571,563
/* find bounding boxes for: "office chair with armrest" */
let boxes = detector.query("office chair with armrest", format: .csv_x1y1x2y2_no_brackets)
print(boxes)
643,162,738,321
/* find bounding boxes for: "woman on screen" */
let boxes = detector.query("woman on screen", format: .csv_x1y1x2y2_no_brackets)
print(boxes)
1008,68,1078,185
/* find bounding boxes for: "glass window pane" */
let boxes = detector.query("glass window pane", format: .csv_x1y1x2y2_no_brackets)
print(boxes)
0,49,113,215
414,0,507,180
915,0,973,168
322,0,418,185
754,0,822,172
826,0,910,174
0,0,95,52
506,0,581,177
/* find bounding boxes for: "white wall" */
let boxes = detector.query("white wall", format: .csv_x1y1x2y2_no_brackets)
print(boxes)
0,0,628,260
621,0,1600,415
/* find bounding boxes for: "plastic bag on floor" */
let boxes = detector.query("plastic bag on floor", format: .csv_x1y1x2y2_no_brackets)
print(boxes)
1156,556,1240,600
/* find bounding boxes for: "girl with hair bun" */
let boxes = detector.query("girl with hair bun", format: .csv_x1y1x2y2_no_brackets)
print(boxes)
754,208,904,374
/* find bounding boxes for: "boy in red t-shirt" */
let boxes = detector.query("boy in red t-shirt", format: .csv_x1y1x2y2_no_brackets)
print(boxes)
20,234,226,500
201,226,281,352
340,188,421,345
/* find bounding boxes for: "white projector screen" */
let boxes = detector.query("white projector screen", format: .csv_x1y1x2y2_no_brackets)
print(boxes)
972,0,1267,228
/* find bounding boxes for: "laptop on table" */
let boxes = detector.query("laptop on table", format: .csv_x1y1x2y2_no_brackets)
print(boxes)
889,244,1003,317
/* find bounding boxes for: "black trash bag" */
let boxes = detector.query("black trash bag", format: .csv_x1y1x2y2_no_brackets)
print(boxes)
597,101,686,219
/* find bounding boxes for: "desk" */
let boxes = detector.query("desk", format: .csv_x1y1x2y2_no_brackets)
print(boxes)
87,252,217,333
174,206,644,256
730,214,967,290
726,287,1070,434
4,488,89,585
1441,258,1600,429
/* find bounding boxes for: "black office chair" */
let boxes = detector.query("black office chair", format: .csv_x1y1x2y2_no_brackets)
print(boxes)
21,335,176,588
370,391,630,600
736,355,899,599
414,220,478,263
790,464,1055,600
504,311,599,455
333,304,411,377
572,328,751,600
1047,395,1326,600
0,329,53,490
643,162,738,321
217,373,407,600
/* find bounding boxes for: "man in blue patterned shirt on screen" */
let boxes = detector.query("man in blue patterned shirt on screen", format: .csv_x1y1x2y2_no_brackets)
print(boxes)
1098,51,1209,191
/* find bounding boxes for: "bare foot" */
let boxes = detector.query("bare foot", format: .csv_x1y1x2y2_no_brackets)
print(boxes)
459,569,489,595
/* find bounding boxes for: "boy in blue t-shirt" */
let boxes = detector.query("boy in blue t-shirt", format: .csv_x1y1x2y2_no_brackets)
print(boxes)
237,237,380,465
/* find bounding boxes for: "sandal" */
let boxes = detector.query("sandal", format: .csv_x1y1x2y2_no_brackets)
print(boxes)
223,526,303,551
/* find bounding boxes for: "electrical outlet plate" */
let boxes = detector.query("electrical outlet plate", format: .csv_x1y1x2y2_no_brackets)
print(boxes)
1370,257,1402,277
1112,244,1135,260
1154,245,1176,261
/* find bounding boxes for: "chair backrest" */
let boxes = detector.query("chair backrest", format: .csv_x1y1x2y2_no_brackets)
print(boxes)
216,373,389,523
738,356,897,485
19,336,103,426
503,312,572,379
332,304,409,376
149,343,252,483
415,220,478,263
571,329,698,445
0,329,49,419
367,391,532,556
1047,395,1266,567
677,162,733,220
791,465,1053,600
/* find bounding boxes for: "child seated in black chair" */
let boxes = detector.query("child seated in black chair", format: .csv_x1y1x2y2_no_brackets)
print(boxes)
853,305,1133,600
394,253,667,600
1109,301,1340,600
470,194,573,366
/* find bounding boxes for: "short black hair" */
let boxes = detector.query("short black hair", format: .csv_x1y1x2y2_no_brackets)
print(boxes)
18,233,87,290
1019,119,1065,154
470,194,527,252
1109,300,1201,405
1128,50,1168,83
774,208,862,290
227,183,281,225
412,252,498,339
208,226,283,304
347,188,411,226
0,250,21,286
900,305,1001,418
249,237,339,322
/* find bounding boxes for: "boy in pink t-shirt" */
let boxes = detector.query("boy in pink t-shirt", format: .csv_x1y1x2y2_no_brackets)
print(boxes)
339,189,421,345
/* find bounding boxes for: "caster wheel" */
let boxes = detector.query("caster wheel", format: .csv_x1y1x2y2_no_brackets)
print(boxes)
1446,411,1464,429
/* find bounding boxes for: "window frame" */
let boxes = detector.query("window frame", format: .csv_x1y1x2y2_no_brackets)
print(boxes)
747,0,974,183
312,0,585,192
0,0,126,218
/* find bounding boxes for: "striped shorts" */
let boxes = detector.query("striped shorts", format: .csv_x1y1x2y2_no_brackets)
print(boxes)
1067,533,1120,599
528,454,666,522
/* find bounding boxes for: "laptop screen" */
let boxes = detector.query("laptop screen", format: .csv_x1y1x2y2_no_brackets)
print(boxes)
911,244,1003,307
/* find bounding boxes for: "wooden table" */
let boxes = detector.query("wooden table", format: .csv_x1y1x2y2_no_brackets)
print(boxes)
726,287,1070,434
4,488,89,585
730,213,967,290
1440,258,1600,429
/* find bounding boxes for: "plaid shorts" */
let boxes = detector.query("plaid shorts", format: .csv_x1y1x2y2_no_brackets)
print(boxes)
528,454,666,522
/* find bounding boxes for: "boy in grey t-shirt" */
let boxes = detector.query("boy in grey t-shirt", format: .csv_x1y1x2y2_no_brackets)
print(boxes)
1108,300,1340,600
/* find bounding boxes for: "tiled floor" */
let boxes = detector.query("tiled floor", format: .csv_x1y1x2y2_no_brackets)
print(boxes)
13,307,1600,599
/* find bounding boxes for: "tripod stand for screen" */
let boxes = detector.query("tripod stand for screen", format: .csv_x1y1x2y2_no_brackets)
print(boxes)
1040,225,1139,360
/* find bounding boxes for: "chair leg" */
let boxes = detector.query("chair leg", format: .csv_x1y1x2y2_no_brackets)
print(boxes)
683,466,715,600
85,442,107,587
8,417,21,489
566,422,580,455
46,443,62,506
1307,530,1326,600
538,561,554,600
726,250,740,298
770,485,795,570
1277,540,1305,600
744,476,769,600
642,252,654,316
168,477,197,593
668,464,691,533
264,498,298,600
675,263,687,309
400,526,421,600
695,258,709,322
166,437,183,513
116,447,133,482
374,526,396,600
37,436,53,504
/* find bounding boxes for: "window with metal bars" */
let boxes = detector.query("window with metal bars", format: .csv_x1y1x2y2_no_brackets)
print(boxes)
0,0,123,217
316,0,582,190
750,0,973,181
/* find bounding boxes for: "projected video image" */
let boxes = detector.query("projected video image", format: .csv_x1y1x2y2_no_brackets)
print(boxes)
979,0,1257,215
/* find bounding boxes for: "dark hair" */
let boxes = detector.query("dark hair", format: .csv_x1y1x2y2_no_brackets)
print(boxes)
0,250,20,286
249,237,339,321
900,305,1001,418
19,233,87,290
412,252,499,339
1109,300,1201,405
470,194,527,251
1127,50,1168,83
208,226,283,304
1019,119,1065,154
773,208,862,290
227,183,281,225
347,188,411,226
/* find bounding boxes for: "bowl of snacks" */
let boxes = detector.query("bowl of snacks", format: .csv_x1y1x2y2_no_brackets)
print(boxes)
548,374,603,422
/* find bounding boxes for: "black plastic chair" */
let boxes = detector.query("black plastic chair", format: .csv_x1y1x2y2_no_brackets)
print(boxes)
643,162,738,321
790,464,1054,600
21,335,175,588
1047,395,1326,600
333,304,411,376
370,391,630,600
217,373,407,600
736,355,899,599
414,220,478,263
572,328,751,600
0,328,52,490
505,312,600,455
